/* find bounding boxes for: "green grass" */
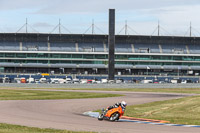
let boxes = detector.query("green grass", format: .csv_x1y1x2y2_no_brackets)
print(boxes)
0,89,121,132
0,123,96,133
0,89,122,100
124,95,200,125
20,87,200,94
2,87,200,126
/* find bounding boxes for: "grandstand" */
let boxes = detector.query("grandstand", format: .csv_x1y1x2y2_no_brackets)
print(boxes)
0,33,200,76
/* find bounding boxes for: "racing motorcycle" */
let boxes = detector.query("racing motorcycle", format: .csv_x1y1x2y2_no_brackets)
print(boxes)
98,105,125,121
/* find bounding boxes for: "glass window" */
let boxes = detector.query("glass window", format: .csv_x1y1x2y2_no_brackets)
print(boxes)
115,55,127,59
161,56,171,60
94,61,103,64
95,55,106,59
72,54,82,58
5,53,15,57
72,61,82,64
38,60,48,64
103,61,108,65
60,60,71,64
14,60,26,63
173,56,182,60
50,60,60,64
27,53,37,58
16,53,26,58
194,57,200,61
60,54,71,58
27,60,37,63
0,53,4,57
51,54,60,58
83,54,93,59
37,53,48,58
128,55,138,58
151,56,161,60
116,61,127,64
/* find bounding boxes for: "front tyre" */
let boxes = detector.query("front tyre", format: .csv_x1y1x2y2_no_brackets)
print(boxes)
98,113,104,121
109,113,119,121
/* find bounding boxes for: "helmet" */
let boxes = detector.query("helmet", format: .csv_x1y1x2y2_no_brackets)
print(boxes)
121,101,127,108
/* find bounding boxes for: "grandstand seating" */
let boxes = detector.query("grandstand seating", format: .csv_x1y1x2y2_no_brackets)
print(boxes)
162,44,187,54
135,65,161,69
51,64,77,68
22,42,48,51
79,64,105,68
179,66,189,70
190,66,200,70
0,63,20,67
22,63,48,67
134,44,160,53
50,43,76,52
162,65,188,70
188,44,200,54
115,64,133,69
0,42,20,51
0,41,200,56
78,43,104,52
115,44,132,53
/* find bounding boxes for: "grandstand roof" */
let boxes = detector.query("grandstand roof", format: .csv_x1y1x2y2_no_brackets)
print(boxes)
0,33,200,45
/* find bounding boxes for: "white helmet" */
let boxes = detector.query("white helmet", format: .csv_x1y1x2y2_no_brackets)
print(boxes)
121,101,127,108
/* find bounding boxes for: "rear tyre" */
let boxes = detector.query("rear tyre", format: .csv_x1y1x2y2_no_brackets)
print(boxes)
109,113,119,121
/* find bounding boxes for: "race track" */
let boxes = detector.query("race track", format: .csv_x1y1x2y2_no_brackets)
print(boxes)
0,90,199,133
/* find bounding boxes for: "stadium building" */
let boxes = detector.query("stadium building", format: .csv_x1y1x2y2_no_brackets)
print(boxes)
0,33,200,76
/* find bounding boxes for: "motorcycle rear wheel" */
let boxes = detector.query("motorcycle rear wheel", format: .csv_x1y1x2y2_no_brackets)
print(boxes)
109,113,119,121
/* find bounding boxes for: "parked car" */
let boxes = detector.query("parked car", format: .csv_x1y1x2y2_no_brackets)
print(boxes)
50,78,59,84
80,79,87,84
73,79,80,84
28,78,35,83
58,78,67,84
101,79,108,84
66,78,72,83
40,78,47,83
141,80,153,84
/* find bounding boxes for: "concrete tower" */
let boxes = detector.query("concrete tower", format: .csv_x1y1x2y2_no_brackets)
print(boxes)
108,9,115,80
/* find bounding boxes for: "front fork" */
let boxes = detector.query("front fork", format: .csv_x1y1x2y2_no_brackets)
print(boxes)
102,108,107,115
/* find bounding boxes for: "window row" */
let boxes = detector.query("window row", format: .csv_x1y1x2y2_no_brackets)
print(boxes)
1,59,200,66
1,53,200,61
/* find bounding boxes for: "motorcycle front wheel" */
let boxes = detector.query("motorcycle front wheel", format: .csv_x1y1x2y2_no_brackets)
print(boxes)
98,113,104,121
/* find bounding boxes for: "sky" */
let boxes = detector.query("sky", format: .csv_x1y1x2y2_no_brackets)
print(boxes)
0,0,200,36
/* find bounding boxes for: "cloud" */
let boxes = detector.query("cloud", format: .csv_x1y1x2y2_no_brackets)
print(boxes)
0,0,49,10
1,0,199,14
32,22,54,28
32,0,200,14
1,0,200,35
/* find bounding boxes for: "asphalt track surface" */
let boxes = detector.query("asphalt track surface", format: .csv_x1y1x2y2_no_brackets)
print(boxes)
0,89,199,133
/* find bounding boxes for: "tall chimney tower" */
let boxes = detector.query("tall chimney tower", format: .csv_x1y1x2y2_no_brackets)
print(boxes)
108,9,115,80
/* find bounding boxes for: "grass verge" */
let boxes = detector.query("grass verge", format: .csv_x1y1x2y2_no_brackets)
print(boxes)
0,123,96,133
20,87,200,94
0,89,122,100
124,95,200,125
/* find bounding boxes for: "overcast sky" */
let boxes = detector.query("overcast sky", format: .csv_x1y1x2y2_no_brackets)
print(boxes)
0,0,200,36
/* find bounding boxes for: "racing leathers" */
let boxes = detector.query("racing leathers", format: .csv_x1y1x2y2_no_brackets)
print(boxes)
107,102,122,110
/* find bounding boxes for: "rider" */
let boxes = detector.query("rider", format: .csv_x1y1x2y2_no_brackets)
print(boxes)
106,101,127,111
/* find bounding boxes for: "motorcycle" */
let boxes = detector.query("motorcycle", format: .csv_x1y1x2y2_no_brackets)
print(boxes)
98,105,125,121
